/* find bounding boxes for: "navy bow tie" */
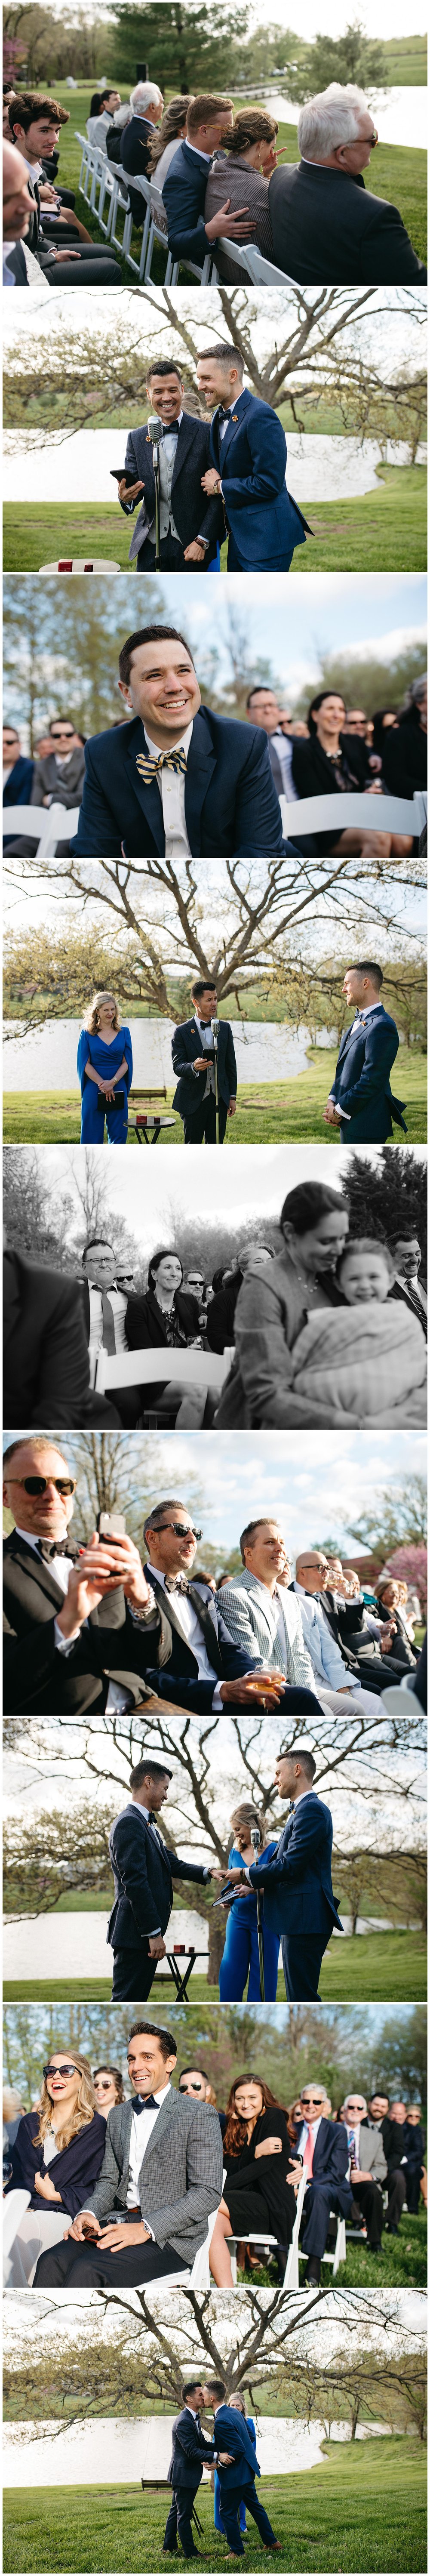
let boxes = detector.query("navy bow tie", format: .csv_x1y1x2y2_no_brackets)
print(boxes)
218,406,231,422
162,419,180,435
136,2093,160,2110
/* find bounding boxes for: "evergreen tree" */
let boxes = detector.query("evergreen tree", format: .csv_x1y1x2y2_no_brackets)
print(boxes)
111,2,248,92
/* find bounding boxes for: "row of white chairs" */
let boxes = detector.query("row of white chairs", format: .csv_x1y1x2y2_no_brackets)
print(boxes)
75,130,296,286
3,790,426,859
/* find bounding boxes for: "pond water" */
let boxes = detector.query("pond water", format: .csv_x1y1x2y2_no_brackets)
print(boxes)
264,85,427,148
3,2415,385,2487
3,431,426,509
3,1015,325,1092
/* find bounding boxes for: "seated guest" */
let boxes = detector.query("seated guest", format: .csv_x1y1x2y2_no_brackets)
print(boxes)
380,675,427,801
246,688,300,805
2,1433,158,1718
86,87,121,148
292,2080,352,2282
341,2091,387,2255
178,2067,218,2107
3,724,34,847
387,1235,427,1338
172,977,237,1143
30,716,86,810
162,93,261,270
129,1494,291,1713
373,1577,419,1668
379,2100,410,2233
371,708,399,772
203,107,279,279
215,1179,350,1428
207,1246,274,1353
3,1236,120,1431
77,991,132,1145
292,1550,384,1713
33,2019,224,2289
112,1242,209,1428
319,1557,406,1692
403,2106,427,2213
197,340,310,571
120,79,163,223
93,2065,125,2115
3,2050,105,2286
108,1756,213,1999
291,692,410,855
288,1236,427,1427
117,356,222,573
218,1802,281,2003
8,93,122,283
217,1519,323,1707
268,84,427,285
209,2075,299,2284
3,133,43,285
71,625,297,860
147,95,191,202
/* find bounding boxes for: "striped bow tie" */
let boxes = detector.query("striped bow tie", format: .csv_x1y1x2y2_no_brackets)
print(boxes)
136,746,187,783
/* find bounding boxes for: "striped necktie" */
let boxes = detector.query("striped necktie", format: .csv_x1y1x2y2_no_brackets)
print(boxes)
136,746,187,783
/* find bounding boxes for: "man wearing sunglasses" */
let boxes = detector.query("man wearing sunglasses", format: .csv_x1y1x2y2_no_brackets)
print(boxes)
135,1498,307,1712
268,83,427,284
293,2082,353,2284
30,717,86,811
3,1435,163,1717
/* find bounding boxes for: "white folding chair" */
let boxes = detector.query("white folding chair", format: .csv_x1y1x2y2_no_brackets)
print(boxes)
76,130,94,198
3,802,80,856
3,2189,31,2277
157,2187,224,2292
280,790,426,842
228,2169,308,2290
239,240,298,286
145,180,175,281
104,158,134,257
94,1346,230,1397
297,2205,346,2279
120,169,152,277
33,802,81,856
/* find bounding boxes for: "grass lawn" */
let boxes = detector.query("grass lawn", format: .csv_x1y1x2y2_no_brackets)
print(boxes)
3,466,427,575
4,1930,426,2010
32,84,427,271
3,2442,427,2573
3,1045,426,1146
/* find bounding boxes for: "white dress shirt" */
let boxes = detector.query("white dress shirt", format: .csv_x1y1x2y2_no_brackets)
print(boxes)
3,766,14,786
15,1525,135,1717
86,1282,128,1386
126,2079,171,2206
270,729,298,800
146,1561,224,1709
143,720,194,857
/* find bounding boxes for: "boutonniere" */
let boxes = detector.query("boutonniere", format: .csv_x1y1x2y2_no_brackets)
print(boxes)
230,414,238,423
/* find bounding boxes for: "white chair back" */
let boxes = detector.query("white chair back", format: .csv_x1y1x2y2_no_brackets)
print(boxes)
3,803,80,857
94,1345,230,1394
280,790,425,839
160,2173,225,2291
3,2189,31,2269
240,240,297,285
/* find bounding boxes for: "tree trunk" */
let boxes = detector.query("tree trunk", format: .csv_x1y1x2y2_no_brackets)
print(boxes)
208,1916,224,1985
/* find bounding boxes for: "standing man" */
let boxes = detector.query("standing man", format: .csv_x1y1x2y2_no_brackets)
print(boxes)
33,2020,224,2289
108,1756,213,2000
163,2380,215,2560
117,357,222,572
221,1748,342,2000
197,342,310,570
388,1236,427,1339
203,2382,280,2560
172,978,237,1143
323,959,406,1141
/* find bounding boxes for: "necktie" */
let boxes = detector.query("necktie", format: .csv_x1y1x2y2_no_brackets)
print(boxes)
37,1538,73,1561
136,745,187,784
347,2129,357,2160
101,1289,117,1354
302,2126,314,2177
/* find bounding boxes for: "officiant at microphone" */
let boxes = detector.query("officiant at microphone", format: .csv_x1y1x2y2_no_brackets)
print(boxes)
116,357,222,572
172,977,237,1143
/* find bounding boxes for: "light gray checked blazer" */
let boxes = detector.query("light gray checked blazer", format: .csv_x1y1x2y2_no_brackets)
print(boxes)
86,2086,223,2262
216,1567,315,1689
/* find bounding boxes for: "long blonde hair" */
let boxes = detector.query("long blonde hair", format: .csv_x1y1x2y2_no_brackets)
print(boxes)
147,94,191,173
34,2052,97,2154
84,990,121,1035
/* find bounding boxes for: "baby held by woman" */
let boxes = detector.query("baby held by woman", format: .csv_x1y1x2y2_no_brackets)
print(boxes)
290,1236,427,1426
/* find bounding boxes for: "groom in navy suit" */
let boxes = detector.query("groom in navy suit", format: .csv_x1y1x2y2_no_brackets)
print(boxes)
324,958,406,1142
222,1748,342,2000
71,625,300,860
203,2383,280,2559
172,977,237,1143
197,342,310,570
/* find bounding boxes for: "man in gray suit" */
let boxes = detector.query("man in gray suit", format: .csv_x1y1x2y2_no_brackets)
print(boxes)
31,717,86,810
342,2090,387,2254
33,2021,223,2288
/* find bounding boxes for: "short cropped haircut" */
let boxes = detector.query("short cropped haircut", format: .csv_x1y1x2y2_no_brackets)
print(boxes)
199,341,245,376
146,357,182,382
190,978,217,999
240,1516,282,1562
118,626,194,687
205,2378,226,2401
129,1759,173,1789
3,724,19,739
179,2065,210,2082
9,90,69,131
292,1749,316,1781
128,2021,177,2059
143,1498,189,1542
345,959,383,986
181,2380,203,2401
186,95,233,134
3,1435,70,1473
82,1236,115,1261
298,84,369,160
246,686,277,708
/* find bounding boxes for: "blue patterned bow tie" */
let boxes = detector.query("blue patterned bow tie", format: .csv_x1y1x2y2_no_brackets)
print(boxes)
136,745,187,783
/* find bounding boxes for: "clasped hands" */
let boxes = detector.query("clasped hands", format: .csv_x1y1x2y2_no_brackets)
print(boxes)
64,2212,151,2251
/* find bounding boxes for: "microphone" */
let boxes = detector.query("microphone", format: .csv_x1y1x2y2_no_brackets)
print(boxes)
147,415,165,446
211,1016,220,1050
250,1827,261,1855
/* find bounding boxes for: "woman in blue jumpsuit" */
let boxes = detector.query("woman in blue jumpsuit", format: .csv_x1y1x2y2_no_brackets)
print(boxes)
218,1804,280,2002
77,989,132,1143
214,2396,257,2538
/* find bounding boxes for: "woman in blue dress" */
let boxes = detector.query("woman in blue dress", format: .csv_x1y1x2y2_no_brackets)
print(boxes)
218,1803,280,2002
214,2394,257,2539
77,989,132,1143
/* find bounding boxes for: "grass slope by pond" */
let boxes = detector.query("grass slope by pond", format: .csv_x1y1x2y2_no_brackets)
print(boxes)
3,468,427,576
23,83,427,271
3,1045,427,1146
4,1931,427,2011
3,2441,427,2573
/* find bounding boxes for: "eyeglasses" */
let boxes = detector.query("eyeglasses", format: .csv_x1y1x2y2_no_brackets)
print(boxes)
43,2063,77,2080
154,1522,202,1539
301,2095,324,2107
50,728,74,740
346,2102,365,2113
8,1476,77,1495
95,2078,115,2093
369,129,378,145
179,2079,204,2093
299,1560,327,1573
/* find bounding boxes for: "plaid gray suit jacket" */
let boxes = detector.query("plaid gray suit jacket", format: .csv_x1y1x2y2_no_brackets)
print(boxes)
216,1567,315,1689
88,2086,223,2260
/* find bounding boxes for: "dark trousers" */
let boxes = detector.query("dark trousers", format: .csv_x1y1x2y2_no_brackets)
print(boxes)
34,2236,188,2289
164,2480,202,2558
218,2480,276,2559
111,1942,157,2000
406,2172,422,2215
227,533,294,572
183,1094,228,1144
137,535,187,571
281,1932,325,2000
350,2178,384,2247
302,2183,350,2269
44,252,122,285
386,2164,407,2228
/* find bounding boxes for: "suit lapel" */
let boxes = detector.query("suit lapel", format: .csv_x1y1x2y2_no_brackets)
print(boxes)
138,2085,174,2179
187,1583,223,1675
3,1250,20,1351
5,1531,75,1611
184,709,216,857
125,720,166,854
146,1568,194,1656
172,411,194,495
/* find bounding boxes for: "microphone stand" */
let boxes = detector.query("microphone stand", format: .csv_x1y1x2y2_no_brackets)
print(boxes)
251,1826,265,2003
211,1015,220,1145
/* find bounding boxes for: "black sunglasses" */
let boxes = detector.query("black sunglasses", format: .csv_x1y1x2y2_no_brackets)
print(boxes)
9,1476,76,1495
154,1521,202,1538
43,2062,77,2080
179,2079,204,2092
